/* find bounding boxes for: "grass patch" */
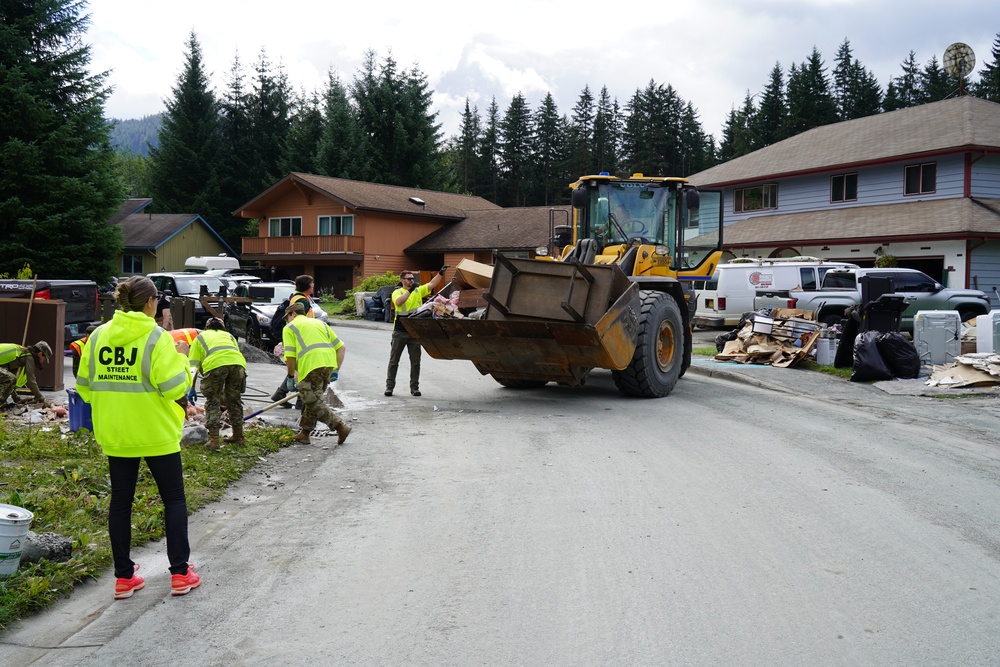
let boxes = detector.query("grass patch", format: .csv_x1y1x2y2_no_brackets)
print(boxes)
693,346,717,357
797,360,854,379
0,419,294,630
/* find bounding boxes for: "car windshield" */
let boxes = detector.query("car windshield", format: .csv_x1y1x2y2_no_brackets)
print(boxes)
247,284,296,304
173,276,225,296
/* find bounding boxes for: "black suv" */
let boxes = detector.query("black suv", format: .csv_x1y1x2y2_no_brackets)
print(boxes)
148,272,227,328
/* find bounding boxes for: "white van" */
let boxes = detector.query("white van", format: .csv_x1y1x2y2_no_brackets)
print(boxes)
184,254,241,273
693,256,859,328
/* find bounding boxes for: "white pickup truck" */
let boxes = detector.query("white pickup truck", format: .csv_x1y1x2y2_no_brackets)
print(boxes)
754,267,991,330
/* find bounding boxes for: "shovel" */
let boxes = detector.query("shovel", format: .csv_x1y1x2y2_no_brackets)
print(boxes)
243,392,299,421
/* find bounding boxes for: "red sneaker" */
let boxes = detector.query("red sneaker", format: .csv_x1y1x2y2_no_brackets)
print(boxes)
171,564,201,596
114,564,144,600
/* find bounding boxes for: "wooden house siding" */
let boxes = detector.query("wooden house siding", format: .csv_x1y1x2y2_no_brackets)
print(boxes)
969,241,1000,309
158,223,230,271
971,155,1000,198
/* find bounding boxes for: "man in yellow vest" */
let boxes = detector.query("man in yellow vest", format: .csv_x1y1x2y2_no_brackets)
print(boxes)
0,340,52,408
384,267,446,397
281,300,350,445
188,318,247,451
270,274,315,406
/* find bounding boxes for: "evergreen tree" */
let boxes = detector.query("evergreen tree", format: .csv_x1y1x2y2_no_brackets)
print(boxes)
112,149,150,198
478,97,502,203
920,55,957,102
832,39,883,120
454,99,483,196
351,50,442,188
280,89,324,174
972,33,1000,100
565,85,595,177
717,92,757,160
783,47,838,136
531,93,568,205
0,0,123,282
755,63,787,147
883,51,921,111
498,93,533,207
592,86,619,175
217,51,254,229
315,71,371,180
146,32,225,242
247,48,291,189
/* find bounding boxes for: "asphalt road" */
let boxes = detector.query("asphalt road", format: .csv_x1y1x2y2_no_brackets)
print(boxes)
3,322,999,666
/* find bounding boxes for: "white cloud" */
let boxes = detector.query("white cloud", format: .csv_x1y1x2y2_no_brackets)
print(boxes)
84,0,1000,145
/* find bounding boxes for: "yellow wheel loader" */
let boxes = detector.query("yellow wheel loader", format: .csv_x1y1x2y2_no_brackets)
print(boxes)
402,173,725,397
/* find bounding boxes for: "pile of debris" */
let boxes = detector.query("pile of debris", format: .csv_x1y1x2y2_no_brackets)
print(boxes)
925,353,1000,389
714,308,823,368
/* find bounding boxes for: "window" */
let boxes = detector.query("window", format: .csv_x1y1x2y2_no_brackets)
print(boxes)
318,215,355,235
831,173,858,203
890,270,938,292
122,254,143,274
799,268,818,290
269,217,302,237
733,184,777,213
904,163,936,195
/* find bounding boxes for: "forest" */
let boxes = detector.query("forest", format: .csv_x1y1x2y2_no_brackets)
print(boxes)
4,0,1000,282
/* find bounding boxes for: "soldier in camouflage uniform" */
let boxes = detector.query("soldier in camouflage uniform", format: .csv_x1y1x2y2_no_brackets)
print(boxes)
187,319,246,450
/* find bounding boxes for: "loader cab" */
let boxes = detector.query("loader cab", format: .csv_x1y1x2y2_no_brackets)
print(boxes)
569,174,723,278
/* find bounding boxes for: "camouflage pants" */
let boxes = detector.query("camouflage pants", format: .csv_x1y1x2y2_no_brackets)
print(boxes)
0,367,15,404
200,365,246,430
298,367,345,433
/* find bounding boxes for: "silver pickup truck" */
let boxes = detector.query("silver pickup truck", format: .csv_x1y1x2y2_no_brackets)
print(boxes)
753,267,991,330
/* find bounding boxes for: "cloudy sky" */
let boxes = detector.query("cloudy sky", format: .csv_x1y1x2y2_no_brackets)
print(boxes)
84,0,998,142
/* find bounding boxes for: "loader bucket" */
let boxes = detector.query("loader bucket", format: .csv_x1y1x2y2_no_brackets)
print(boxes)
401,256,640,386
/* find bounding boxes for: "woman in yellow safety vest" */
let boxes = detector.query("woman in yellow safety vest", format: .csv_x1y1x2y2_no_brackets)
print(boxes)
188,318,246,451
76,276,202,599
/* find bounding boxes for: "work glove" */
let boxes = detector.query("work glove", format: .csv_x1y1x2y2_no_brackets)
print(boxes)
330,370,339,382
284,376,297,392
439,265,450,275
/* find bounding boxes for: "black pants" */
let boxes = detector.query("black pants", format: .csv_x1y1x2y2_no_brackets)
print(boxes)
108,452,190,578
386,330,422,392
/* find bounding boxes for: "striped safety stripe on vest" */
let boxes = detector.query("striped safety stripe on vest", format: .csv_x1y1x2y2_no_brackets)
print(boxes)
192,332,239,357
76,325,189,396
284,321,340,364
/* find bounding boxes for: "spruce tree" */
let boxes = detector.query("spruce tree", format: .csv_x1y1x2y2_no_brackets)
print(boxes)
883,51,921,111
281,89,323,175
498,93,533,207
531,93,568,205
565,86,596,177
784,48,837,136
455,99,483,196
479,98,502,203
0,0,123,282
755,63,787,147
146,32,226,244
920,55,958,102
247,49,291,191
972,33,1000,101
592,86,620,176
316,71,371,180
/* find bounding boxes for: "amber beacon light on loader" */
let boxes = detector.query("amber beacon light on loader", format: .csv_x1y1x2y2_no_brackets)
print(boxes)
402,173,725,397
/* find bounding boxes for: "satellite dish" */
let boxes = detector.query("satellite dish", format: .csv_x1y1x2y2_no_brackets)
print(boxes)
943,42,976,79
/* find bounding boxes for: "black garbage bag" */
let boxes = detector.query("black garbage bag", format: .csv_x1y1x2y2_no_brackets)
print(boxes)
714,313,754,352
834,312,859,368
876,331,921,379
850,330,894,382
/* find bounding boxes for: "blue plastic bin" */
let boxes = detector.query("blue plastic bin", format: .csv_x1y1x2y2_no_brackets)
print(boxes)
66,389,93,432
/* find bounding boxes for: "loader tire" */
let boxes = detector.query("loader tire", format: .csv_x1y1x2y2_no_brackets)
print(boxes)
494,377,548,389
612,290,683,398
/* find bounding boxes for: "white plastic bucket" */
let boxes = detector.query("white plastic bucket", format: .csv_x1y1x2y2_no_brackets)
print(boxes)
815,337,838,366
0,504,34,576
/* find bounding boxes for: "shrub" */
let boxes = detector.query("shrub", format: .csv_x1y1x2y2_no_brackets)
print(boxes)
334,271,401,314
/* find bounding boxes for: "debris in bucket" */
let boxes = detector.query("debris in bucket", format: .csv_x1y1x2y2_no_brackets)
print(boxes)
925,353,1000,389
713,308,823,368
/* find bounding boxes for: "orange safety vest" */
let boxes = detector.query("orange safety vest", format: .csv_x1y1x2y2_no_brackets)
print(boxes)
69,335,89,357
169,328,201,346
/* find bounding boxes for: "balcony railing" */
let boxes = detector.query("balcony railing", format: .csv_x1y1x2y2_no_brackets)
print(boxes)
241,235,365,255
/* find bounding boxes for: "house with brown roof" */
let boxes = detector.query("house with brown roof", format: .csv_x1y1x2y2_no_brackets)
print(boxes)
232,173,540,296
687,95,1000,306
111,199,236,275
